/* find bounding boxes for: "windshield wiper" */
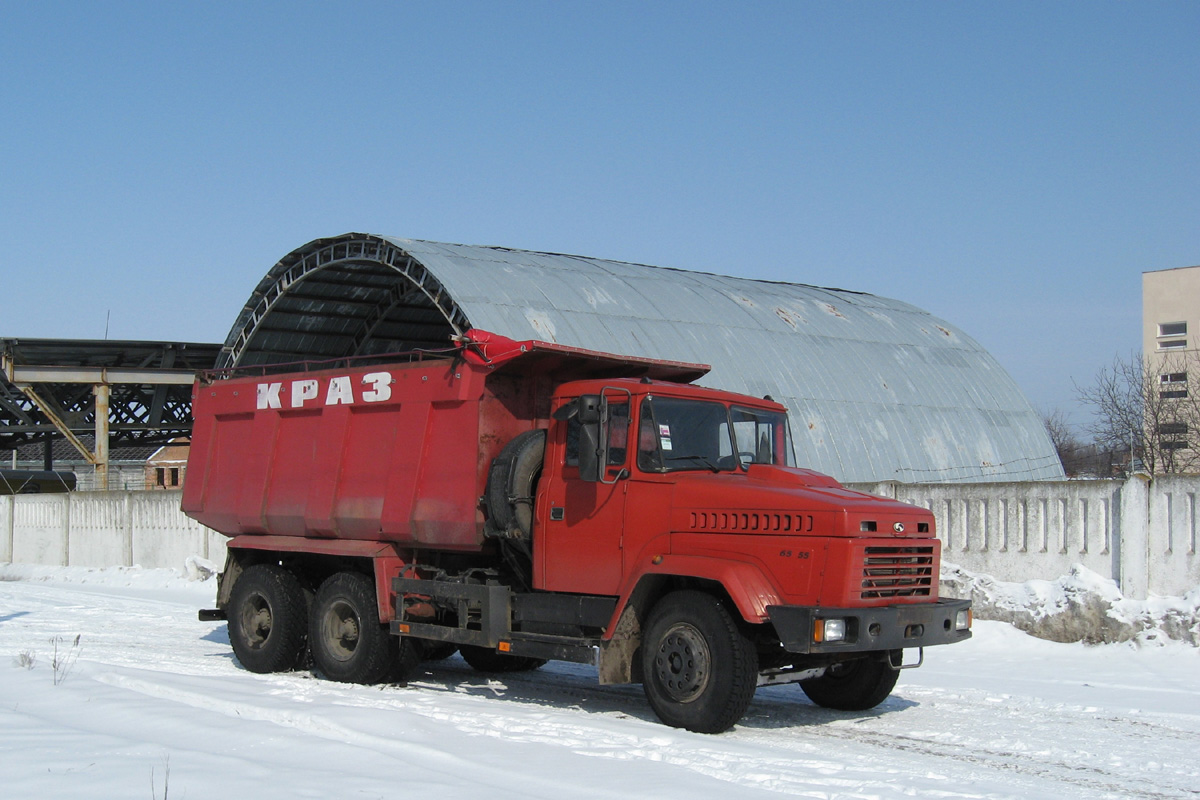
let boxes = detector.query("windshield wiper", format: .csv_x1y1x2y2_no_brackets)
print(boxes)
663,454,720,473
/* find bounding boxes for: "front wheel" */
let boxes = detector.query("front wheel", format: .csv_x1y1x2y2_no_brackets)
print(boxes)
309,572,400,685
640,591,758,734
799,653,900,711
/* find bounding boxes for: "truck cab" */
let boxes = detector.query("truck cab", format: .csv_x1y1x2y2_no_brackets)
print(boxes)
538,379,801,596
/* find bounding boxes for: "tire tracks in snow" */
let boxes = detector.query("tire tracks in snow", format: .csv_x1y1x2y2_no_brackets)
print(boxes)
93,669,923,798
807,724,1199,800
408,662,1200,800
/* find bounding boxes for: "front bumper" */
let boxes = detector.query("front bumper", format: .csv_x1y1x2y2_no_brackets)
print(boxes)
767,597,971,654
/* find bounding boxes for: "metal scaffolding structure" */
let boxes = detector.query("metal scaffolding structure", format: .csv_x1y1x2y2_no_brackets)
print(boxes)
0,339,219,489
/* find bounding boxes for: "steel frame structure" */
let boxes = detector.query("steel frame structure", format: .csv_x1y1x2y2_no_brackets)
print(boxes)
219,235,469,369
1,339,219,488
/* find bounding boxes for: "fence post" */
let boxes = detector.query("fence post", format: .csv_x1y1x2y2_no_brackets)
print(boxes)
1116,474,1150,600
2,496,12,563
60,493,71,567
123,491,134,567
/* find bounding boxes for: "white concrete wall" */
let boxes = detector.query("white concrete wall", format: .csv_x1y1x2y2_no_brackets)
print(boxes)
1,490,226,572
10,491,71,566
4,480,1199,598
1147,476,1200,598
850,476,1200,598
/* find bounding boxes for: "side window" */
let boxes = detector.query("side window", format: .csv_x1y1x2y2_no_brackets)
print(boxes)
606,402,630,465
563,399,629,467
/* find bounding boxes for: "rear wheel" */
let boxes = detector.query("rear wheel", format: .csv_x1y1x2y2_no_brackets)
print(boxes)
420,641,459,662
640,591,758,733
459,644,546,673
799,654,900,711
309,572,400,684
227,564,308,674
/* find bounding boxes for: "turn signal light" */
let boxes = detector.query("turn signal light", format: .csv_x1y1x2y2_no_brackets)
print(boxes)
814,618,847,643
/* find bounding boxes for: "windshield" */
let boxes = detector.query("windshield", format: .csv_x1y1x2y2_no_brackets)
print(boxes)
637,397,794,473
730,405,795,468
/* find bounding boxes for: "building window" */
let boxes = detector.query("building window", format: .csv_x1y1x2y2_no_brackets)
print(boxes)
156,468,166,487
1158,422,1189,451
1158,321,1187,351
169,468,180,487
1160,373,1188,399
1159,322,1188,337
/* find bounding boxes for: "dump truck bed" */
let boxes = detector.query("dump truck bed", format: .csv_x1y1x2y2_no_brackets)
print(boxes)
182,331,710,550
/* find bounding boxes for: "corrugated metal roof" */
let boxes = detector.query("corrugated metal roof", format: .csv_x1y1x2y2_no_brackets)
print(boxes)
220,233,1062,483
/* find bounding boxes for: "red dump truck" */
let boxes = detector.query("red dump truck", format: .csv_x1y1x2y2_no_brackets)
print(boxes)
183,330,970,733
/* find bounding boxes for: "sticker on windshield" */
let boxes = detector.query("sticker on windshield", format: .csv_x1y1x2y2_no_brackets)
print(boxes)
659,424,673,451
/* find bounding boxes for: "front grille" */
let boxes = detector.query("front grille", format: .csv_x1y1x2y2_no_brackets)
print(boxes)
861,546,935,598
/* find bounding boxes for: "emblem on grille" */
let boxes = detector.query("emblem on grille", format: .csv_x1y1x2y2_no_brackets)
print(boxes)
893,522,905,533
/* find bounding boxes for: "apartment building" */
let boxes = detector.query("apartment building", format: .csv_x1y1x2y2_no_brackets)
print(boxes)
1143,265,1200,467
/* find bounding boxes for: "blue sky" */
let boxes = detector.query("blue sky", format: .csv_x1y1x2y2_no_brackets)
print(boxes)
2,2,1196,426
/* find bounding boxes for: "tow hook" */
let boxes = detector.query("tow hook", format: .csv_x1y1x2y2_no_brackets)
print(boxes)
889,647,923,670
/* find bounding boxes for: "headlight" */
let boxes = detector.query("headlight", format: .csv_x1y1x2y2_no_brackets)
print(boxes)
955,609,971,631
817,618,847,643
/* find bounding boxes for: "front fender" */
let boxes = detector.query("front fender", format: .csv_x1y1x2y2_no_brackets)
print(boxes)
594,555,782,685
611,554,783,629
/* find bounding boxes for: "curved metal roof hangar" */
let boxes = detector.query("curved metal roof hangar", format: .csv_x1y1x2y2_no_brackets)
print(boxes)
220,233,1062,483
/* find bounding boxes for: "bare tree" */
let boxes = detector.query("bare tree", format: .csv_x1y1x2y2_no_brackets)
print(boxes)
1076,351,1200,475
1041,408,1088,476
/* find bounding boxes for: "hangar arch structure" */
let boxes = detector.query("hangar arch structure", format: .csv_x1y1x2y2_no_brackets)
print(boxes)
221,233,1062,483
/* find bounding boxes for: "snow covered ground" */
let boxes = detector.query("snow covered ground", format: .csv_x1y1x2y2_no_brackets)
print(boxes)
1,565,1198,800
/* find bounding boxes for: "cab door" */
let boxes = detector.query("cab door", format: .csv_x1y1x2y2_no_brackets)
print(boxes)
536,400,630,595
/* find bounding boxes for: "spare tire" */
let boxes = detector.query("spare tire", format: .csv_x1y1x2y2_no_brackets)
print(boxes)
486,429,546,539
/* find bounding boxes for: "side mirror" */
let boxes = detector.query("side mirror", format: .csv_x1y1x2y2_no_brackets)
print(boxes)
577,394,607,482
578,394,602,424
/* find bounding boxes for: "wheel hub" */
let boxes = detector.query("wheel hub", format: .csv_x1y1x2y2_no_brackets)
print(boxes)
321,599,362,662
241,594,273,649
654,623,711,703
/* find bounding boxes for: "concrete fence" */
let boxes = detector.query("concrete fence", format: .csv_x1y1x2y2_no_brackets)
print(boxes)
0,490,226,573
849,475,1200,599
3,478,1199,599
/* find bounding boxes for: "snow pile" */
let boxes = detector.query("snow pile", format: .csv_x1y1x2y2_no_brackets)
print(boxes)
0,558,218,588
941,562,1200,646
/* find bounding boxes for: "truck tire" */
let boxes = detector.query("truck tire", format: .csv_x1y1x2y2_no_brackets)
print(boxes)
459,644,547,673
799,653,900,711
641,590,758,733
420,641,459,662
486,429,546,538
227,563,308,674
309,572,398,685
